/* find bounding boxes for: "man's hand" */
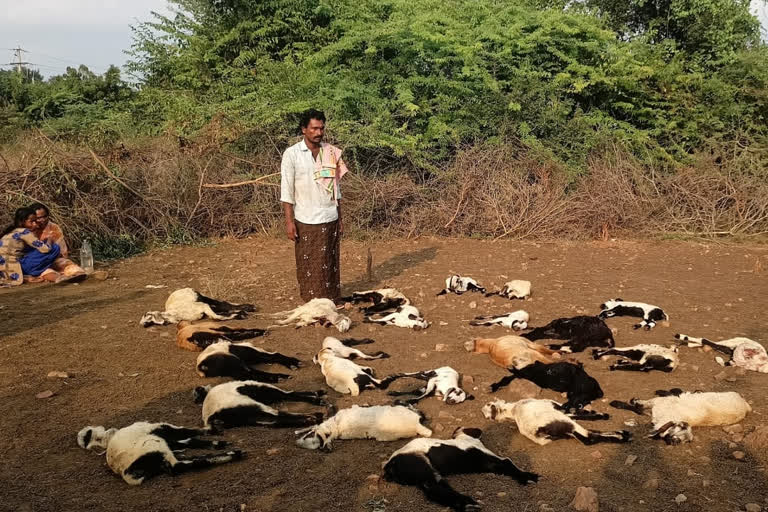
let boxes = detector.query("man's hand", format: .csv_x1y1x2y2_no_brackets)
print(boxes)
286,220,298,241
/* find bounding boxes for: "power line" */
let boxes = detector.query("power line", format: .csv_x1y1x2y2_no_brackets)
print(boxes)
6,46,30,73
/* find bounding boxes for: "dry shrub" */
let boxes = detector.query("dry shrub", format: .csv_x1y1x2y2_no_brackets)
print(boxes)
1,130,767,254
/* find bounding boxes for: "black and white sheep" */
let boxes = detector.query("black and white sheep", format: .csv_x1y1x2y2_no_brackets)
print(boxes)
77,421,242,485
196,340,299,382
388,366,474,405
175,320,268,351
482,399,630,446
295,403,432,451
319,336,390,360
436,275,486,296
592,344,679,372
675,333,768,373
521,315,614,352
266,298,351,332
598,299,669,330
610,388,751,444
469,310,529,330
484,280,532,300
140,288,256,327
364,305,429,330
383,427,538,512
339,288,410,314
490,361,604,412
314,347,402,396
194,380,326,429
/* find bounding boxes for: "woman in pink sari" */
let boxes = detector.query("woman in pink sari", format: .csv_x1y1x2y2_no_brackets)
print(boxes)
30,203,87,283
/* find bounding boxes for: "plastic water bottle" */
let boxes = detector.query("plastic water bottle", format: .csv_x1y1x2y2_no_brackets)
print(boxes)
80,240,94,274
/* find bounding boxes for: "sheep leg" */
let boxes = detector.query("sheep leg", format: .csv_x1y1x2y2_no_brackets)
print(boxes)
398,382,436,404
200,304,240,322
572,429,631,445
385,454,480,512
340,337,376,346
489,374,516,393
238,384,326,406
439,447,538,485
609,399,646,415
218,328,269,341
567,409,610,421
241,350,301,370
209,407,322,429
609,358,672,373
466,283,485,294
243,367,292,383
654,388,684,397
700,339,735,356
196,292,256,314
363,299,405,314
171,450,243,475
169,437,228,450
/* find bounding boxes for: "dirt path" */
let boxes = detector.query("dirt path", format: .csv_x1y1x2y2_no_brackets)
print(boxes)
1,238,767,512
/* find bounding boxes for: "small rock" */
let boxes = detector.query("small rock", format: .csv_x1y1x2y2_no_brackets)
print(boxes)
462,375,474,386
702,480,710,487
439,321,449,326
729,442,739,449
36,390,55,399
469,301,477,309
703,345,713,352
714,371,728,381
733,434,745,443
438,410,454,419
733,451,746,460
435,344,448,352
503,379,542,399
674,494,687,504
420,353,428,358
569,486,598,512
497,492,507,498
540,505,554,512
735,368,747,376
624,455,637,466
624,419,637,427
726,377,737,382
643,478,659,490
266,448,280,455
91,270,109,280
692,365,699,372
699,456,711,463
686,469,698,477
724,424,744,434
434,423,445,432
744,426,768,454
47,371,69,379
745,503,762,512
591,450,602,459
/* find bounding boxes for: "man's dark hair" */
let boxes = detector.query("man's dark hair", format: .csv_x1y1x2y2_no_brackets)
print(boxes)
299,109,326,129
29,202,50,216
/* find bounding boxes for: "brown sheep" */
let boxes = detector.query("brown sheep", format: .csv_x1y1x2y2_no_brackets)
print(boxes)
464,335,560,369
175,320,268,352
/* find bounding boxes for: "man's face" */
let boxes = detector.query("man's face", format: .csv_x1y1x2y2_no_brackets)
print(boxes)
35,209,49,229
302,119,325,144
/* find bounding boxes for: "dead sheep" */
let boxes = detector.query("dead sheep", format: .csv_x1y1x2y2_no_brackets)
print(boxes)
464,335,560,370
610,388,751,444
295,403,432,451
598,299,669,330
364,304,429,330
482,399,630,446
521,315,614,352
383,427,538,512
436,275,486,296
490,361,604,412
484,280,532,300
675,333,768,373
592,344,679,372
195,340,300,382
388,366,474,405
339,288,410,314
319,336,390,360
469,310,529,330
314,347,402,396
140,288,256,327
194,380,326,429
77,421,242,485
175,320,268,352
265,298,351,332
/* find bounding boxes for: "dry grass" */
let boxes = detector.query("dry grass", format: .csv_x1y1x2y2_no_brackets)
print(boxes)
1,130,767,254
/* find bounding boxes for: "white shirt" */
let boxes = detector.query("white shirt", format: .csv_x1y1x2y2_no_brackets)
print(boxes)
280,140,341,224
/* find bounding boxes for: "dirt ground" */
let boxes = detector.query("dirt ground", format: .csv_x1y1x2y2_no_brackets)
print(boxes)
2,237,768,512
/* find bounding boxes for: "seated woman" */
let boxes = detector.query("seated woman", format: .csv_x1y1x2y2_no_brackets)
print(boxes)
0,207,61,286
30,202,87,282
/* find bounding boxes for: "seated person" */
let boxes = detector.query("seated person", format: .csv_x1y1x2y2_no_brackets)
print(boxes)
30,202,86,282
0,207,60,286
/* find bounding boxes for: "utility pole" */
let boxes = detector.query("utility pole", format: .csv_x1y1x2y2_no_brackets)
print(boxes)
8,46,30,73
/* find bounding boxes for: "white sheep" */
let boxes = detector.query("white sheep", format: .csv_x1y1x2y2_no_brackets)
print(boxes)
469,310,530,330
314,347,401,396
295,404,432,451
388,366,474,405
364,304,429,330
676,333,768,373
482,399,630,446
319,336,390,360
77,421,242,485
611,389,751,444
592,344,679,372
485,280,532,300
266,298,351,332
436,275,486,296
140,288,256,327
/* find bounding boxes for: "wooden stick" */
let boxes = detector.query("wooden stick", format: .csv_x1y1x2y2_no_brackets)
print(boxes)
202,173,280,189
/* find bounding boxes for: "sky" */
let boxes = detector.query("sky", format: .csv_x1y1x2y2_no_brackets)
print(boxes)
1,0,767,78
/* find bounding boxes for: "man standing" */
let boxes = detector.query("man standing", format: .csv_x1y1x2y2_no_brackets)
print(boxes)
280,109,348,302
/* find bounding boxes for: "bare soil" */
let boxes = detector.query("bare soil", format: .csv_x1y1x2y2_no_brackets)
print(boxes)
1,238,767,512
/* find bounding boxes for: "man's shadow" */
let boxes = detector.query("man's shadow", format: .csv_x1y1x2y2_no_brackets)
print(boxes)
343,246,438,292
